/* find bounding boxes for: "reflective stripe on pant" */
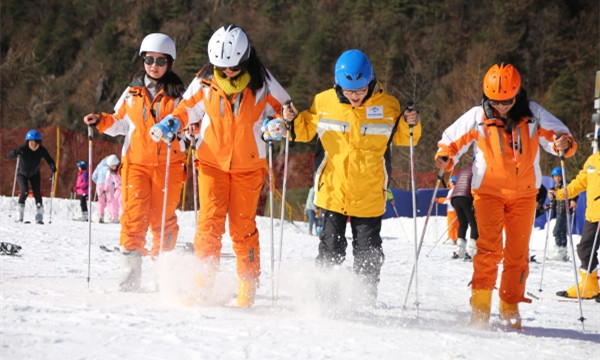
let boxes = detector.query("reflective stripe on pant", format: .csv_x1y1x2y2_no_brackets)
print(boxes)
472,193,536,304
194,164,265,280
119,161,184,256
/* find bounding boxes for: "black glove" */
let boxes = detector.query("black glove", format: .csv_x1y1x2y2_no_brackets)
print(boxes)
50,165,57,173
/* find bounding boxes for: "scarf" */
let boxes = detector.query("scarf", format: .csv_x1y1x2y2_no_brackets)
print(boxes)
213,68,251,97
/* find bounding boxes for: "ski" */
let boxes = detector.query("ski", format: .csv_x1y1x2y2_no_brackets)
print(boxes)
99,244,236,258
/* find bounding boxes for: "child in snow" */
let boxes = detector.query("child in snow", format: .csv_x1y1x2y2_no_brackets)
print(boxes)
92,155,110,223
551,151,600,300
281,49,421,304
435,63,577,329
104,154,122,223
7,129,56,224
547,167,578,261
83,33,186,292
450,165,479,260
72,161,89,221
436,176,458,244
170,25,291,307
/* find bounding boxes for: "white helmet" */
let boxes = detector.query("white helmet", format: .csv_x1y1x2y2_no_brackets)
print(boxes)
139,33,176,60
207,25,251,67
106,154,120,167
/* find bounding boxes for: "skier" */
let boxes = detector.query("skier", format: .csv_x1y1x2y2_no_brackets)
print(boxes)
91,155,110,223
436,176,459,244
167,25,291,307
552,151,600,299
450,165,478,260
547,167,577,261
281,49,421,304
72,161,89,222
7,130,56,224
435,63,577,329
82,33,187,291
104,154,122,223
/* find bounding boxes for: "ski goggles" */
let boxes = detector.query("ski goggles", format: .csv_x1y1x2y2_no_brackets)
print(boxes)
489,98,515,106
143,56,168,67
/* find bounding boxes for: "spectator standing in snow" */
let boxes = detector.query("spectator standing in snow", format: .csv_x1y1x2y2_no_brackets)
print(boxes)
305,186,317,236
92,156,110,223
282,49,421,304
436,176,458,244
170,25,291,308
83,33,187,292
435,63,577,329
7,130,56,224
450,165,479,260
547,167,577,261
104,154,122,223
552,151,600,299
72,161,89,222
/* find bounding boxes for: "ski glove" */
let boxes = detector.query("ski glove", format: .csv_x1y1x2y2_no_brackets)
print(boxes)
150,116,181,143
262,118,287,141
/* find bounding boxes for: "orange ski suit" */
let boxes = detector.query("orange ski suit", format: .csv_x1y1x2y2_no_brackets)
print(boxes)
436,102,577,304
437,194,458,242
171,72,290,281
96,75,187,257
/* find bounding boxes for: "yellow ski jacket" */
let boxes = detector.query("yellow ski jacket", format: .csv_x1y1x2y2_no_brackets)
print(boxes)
556,152,600,222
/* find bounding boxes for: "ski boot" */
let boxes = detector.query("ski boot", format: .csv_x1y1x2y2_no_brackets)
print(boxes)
35,203,44,224
548,246,569,262
16,203,25,223
556,269,599,299
119,249,142,292
452,238,467,259
470,289,492,328
237,278,258,308
499,299,522,330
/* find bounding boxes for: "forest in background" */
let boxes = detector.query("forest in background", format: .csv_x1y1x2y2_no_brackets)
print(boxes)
1,0,599,184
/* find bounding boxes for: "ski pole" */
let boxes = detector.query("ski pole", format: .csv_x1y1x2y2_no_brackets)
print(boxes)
10,156,19,217
405,101,420,314
276,129,290,299
159,128,174,258
87,126,93,288
267,140,275,302
538,207,553,292
559,149,585,328
403,166,446,310
276,101,294,299
190,135,198,230
425,216,458,257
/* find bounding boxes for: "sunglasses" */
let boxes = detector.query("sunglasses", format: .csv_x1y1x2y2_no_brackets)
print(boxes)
143,56,168,67
342,87,369,96
489,98,515,106
216,65,242,72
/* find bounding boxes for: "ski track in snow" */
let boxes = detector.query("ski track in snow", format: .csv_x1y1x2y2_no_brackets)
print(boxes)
1,196,598,360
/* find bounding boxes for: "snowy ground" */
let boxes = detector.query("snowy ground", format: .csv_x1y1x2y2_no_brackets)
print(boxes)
1,196,598,360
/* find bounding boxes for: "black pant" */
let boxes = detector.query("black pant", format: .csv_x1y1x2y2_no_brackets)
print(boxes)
578,220,600,271
316,210,385,285
80,194,88,212
451,196,478,240
17,173,42,205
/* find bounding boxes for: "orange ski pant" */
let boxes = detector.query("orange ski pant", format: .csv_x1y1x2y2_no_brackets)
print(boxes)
447,209,458,242
472,193,536,304
193,164,266,281
119,161,185,257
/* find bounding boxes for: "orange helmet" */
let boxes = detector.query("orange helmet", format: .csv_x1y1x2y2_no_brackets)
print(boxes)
483,63,521,100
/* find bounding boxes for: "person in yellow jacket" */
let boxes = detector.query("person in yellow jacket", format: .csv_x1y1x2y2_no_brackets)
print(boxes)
169,25,291,308
435,63,577,329
282,49,421,304
551,151,600,300
83,33,187,291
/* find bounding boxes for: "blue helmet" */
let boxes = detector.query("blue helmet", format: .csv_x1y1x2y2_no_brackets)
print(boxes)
25,130,42,141
334,49,374,90
450,176,457,183
77,160,88,170
551,167,562,176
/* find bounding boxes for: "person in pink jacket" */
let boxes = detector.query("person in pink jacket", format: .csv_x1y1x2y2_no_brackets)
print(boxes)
72,160,89,221
104,154,122,223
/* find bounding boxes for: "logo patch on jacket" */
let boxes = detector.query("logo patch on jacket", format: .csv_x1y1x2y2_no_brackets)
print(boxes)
366,106,383,119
